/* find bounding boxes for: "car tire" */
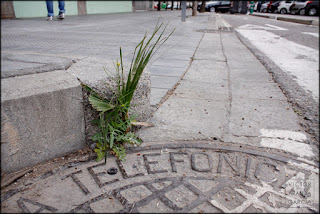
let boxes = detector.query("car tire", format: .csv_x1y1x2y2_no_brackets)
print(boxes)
210,7,215,12
280,8,287,14
262,8,267,13
299,8,305,15
307,7,318,16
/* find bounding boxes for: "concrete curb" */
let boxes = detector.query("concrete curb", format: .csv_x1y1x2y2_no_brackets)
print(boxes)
249,13,319,26
0,57,151,174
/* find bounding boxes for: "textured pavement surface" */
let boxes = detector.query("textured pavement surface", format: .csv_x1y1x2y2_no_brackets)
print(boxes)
1,11,319,213
1,10,206,106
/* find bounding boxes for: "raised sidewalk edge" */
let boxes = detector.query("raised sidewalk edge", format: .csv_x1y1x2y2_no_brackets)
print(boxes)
250,13,319,26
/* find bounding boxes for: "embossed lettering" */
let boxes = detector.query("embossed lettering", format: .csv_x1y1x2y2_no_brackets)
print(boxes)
170,152,187,172
61,170,90,195
217,153,240,176
17,197,58,213
143,153,168,174
191,153,213,172
88,163,119,188
254,162,279,183
245,157,252,178
116,159,144,179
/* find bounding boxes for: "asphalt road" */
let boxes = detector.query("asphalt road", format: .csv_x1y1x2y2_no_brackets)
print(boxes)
221,13,319,149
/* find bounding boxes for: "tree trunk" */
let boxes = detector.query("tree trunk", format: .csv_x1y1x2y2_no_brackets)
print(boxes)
158,1,161,11
171,1,174,10
200,0,206,13
192,1,198,16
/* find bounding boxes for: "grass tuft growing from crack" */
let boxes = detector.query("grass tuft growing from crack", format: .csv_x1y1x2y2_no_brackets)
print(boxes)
82,21,174,163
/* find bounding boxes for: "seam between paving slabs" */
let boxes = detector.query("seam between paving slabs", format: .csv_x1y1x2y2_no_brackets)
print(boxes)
156,32,206,108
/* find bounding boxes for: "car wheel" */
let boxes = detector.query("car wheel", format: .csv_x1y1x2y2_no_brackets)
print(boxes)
307,7,318,16
280,8,287,14
299,8,305,15
262,8,267,13
210,7,215,12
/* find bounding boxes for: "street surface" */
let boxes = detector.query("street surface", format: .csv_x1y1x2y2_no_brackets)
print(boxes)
1,11,319,213
221,13,319,155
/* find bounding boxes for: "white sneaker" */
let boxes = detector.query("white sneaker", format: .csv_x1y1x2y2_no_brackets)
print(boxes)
47,16,53,21
58,12,65,19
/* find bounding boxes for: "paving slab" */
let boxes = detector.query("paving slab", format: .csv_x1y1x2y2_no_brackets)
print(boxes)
151,75,181,89
149,65,186,77
151,58,190,68
150,88,169,106
229,68,274,83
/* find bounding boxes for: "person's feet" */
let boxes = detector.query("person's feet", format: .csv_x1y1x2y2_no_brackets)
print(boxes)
47,15,53,21
58,12,65,19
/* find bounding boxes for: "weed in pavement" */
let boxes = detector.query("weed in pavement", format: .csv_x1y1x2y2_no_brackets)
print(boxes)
82,21,174,163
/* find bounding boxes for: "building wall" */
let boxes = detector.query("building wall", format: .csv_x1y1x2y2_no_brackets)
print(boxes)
1,1,15,19
13,1,78,18
86,1,132,14
8,1,133,19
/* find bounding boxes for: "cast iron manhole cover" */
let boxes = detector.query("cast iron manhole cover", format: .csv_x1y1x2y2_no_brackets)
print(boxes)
1,143,318,213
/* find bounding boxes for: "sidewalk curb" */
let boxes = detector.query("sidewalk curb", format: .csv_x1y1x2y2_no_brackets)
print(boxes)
250,13,319,26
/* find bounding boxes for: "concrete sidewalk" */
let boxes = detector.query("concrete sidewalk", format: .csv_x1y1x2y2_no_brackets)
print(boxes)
1,10,206,173
1,12,319,213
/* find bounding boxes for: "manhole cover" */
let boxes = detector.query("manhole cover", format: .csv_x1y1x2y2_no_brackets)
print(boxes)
1,143,318,213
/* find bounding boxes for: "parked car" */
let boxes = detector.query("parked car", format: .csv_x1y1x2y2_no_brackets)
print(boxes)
305,1,319,16
260,1,271,12
270,1,282,13
256,1,269,12
277,1,294,14
230,1,249,13
197,1,231,13
290,0,309,15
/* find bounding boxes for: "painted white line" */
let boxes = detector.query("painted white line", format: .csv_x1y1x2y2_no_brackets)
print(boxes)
237,29,319,101
238,24,288,31
264,24,289,31
259,129,314,158
302,32,319,38
222,19,231,28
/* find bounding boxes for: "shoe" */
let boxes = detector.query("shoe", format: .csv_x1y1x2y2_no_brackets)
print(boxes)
58,12,65,19
47,16,53,21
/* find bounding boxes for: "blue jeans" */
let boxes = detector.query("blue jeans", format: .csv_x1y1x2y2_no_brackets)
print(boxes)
46,1,65,16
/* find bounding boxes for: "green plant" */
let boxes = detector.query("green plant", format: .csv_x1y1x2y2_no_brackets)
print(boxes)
82,21,174,163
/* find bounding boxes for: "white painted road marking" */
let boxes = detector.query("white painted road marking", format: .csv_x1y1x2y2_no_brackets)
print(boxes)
237,29,319,102
237,24,288,31
302,32,319,38
259,129,314,158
